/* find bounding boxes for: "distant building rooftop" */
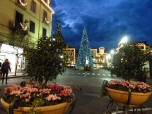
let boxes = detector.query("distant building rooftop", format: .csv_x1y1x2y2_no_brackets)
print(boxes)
132,41,149,46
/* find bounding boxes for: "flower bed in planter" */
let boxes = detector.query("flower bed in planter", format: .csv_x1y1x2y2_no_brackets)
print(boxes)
106,80,152,106
1,82,74,114
1,98,71,114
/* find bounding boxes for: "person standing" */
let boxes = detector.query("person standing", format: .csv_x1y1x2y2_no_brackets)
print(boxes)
1,59,11,84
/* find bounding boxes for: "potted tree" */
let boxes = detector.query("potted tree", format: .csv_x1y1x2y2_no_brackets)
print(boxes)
1,21,74,114
106,43,152,106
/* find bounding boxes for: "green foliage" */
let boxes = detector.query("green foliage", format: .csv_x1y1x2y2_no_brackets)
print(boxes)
77,67,84,70
25,20,67,84
110,43,151,81
29,98,44,114
25,36,67,84
8,20,32,49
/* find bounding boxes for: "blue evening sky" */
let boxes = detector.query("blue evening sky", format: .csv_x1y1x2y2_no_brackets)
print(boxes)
51,0,152,51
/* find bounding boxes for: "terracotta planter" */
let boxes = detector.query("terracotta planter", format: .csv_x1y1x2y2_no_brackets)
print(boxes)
1,98,72,114
106,87,152,106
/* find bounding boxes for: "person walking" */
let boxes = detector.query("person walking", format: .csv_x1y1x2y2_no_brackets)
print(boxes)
1,59,11,84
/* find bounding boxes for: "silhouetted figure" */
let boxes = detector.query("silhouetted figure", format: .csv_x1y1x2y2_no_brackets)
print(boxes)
1,59,11,84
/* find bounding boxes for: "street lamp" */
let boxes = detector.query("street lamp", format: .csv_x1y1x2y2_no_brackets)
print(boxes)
110,49,115,55
50,37,56,42
106,54,112,67
52,38,56,41
106,54,111,60
119,35,128,44
60,55,63,59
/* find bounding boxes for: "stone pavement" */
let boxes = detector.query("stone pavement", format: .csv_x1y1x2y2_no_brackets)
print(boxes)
0,72,25,79
0,69,152,114
8,72,25,78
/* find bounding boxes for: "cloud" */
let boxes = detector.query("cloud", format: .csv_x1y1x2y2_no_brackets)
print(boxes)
52,0,152,50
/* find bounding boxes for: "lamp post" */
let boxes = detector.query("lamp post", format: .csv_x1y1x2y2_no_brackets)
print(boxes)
106,54,111,67
50,37,56,42
52,38,56,41
118,35,129,50
60,55,63,59
119,35,128,44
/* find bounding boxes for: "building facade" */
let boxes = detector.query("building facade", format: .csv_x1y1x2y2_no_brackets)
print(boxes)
63,47,76,67
133,41,151,51
90,47,107,69
0,0,54,72
134,41,152,78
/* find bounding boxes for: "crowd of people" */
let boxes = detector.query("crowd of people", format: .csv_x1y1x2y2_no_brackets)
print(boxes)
0,59,11,84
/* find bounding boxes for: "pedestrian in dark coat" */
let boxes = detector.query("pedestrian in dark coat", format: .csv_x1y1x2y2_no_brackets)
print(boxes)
1,59,11,84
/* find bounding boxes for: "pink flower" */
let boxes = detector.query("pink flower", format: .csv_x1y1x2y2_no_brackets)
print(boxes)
12,84,20,90
4,88,9,93
107,80,152,92
3,82,74,107
47,83,63,91
25,99,29,102
46,94,61,101
10,90,23,96
39,88,51,94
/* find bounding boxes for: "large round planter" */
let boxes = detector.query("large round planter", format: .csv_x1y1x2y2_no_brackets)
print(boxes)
106,87,152,106
1,98,72,114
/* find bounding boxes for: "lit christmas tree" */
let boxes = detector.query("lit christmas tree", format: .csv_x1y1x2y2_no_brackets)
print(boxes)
76,27,93,70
